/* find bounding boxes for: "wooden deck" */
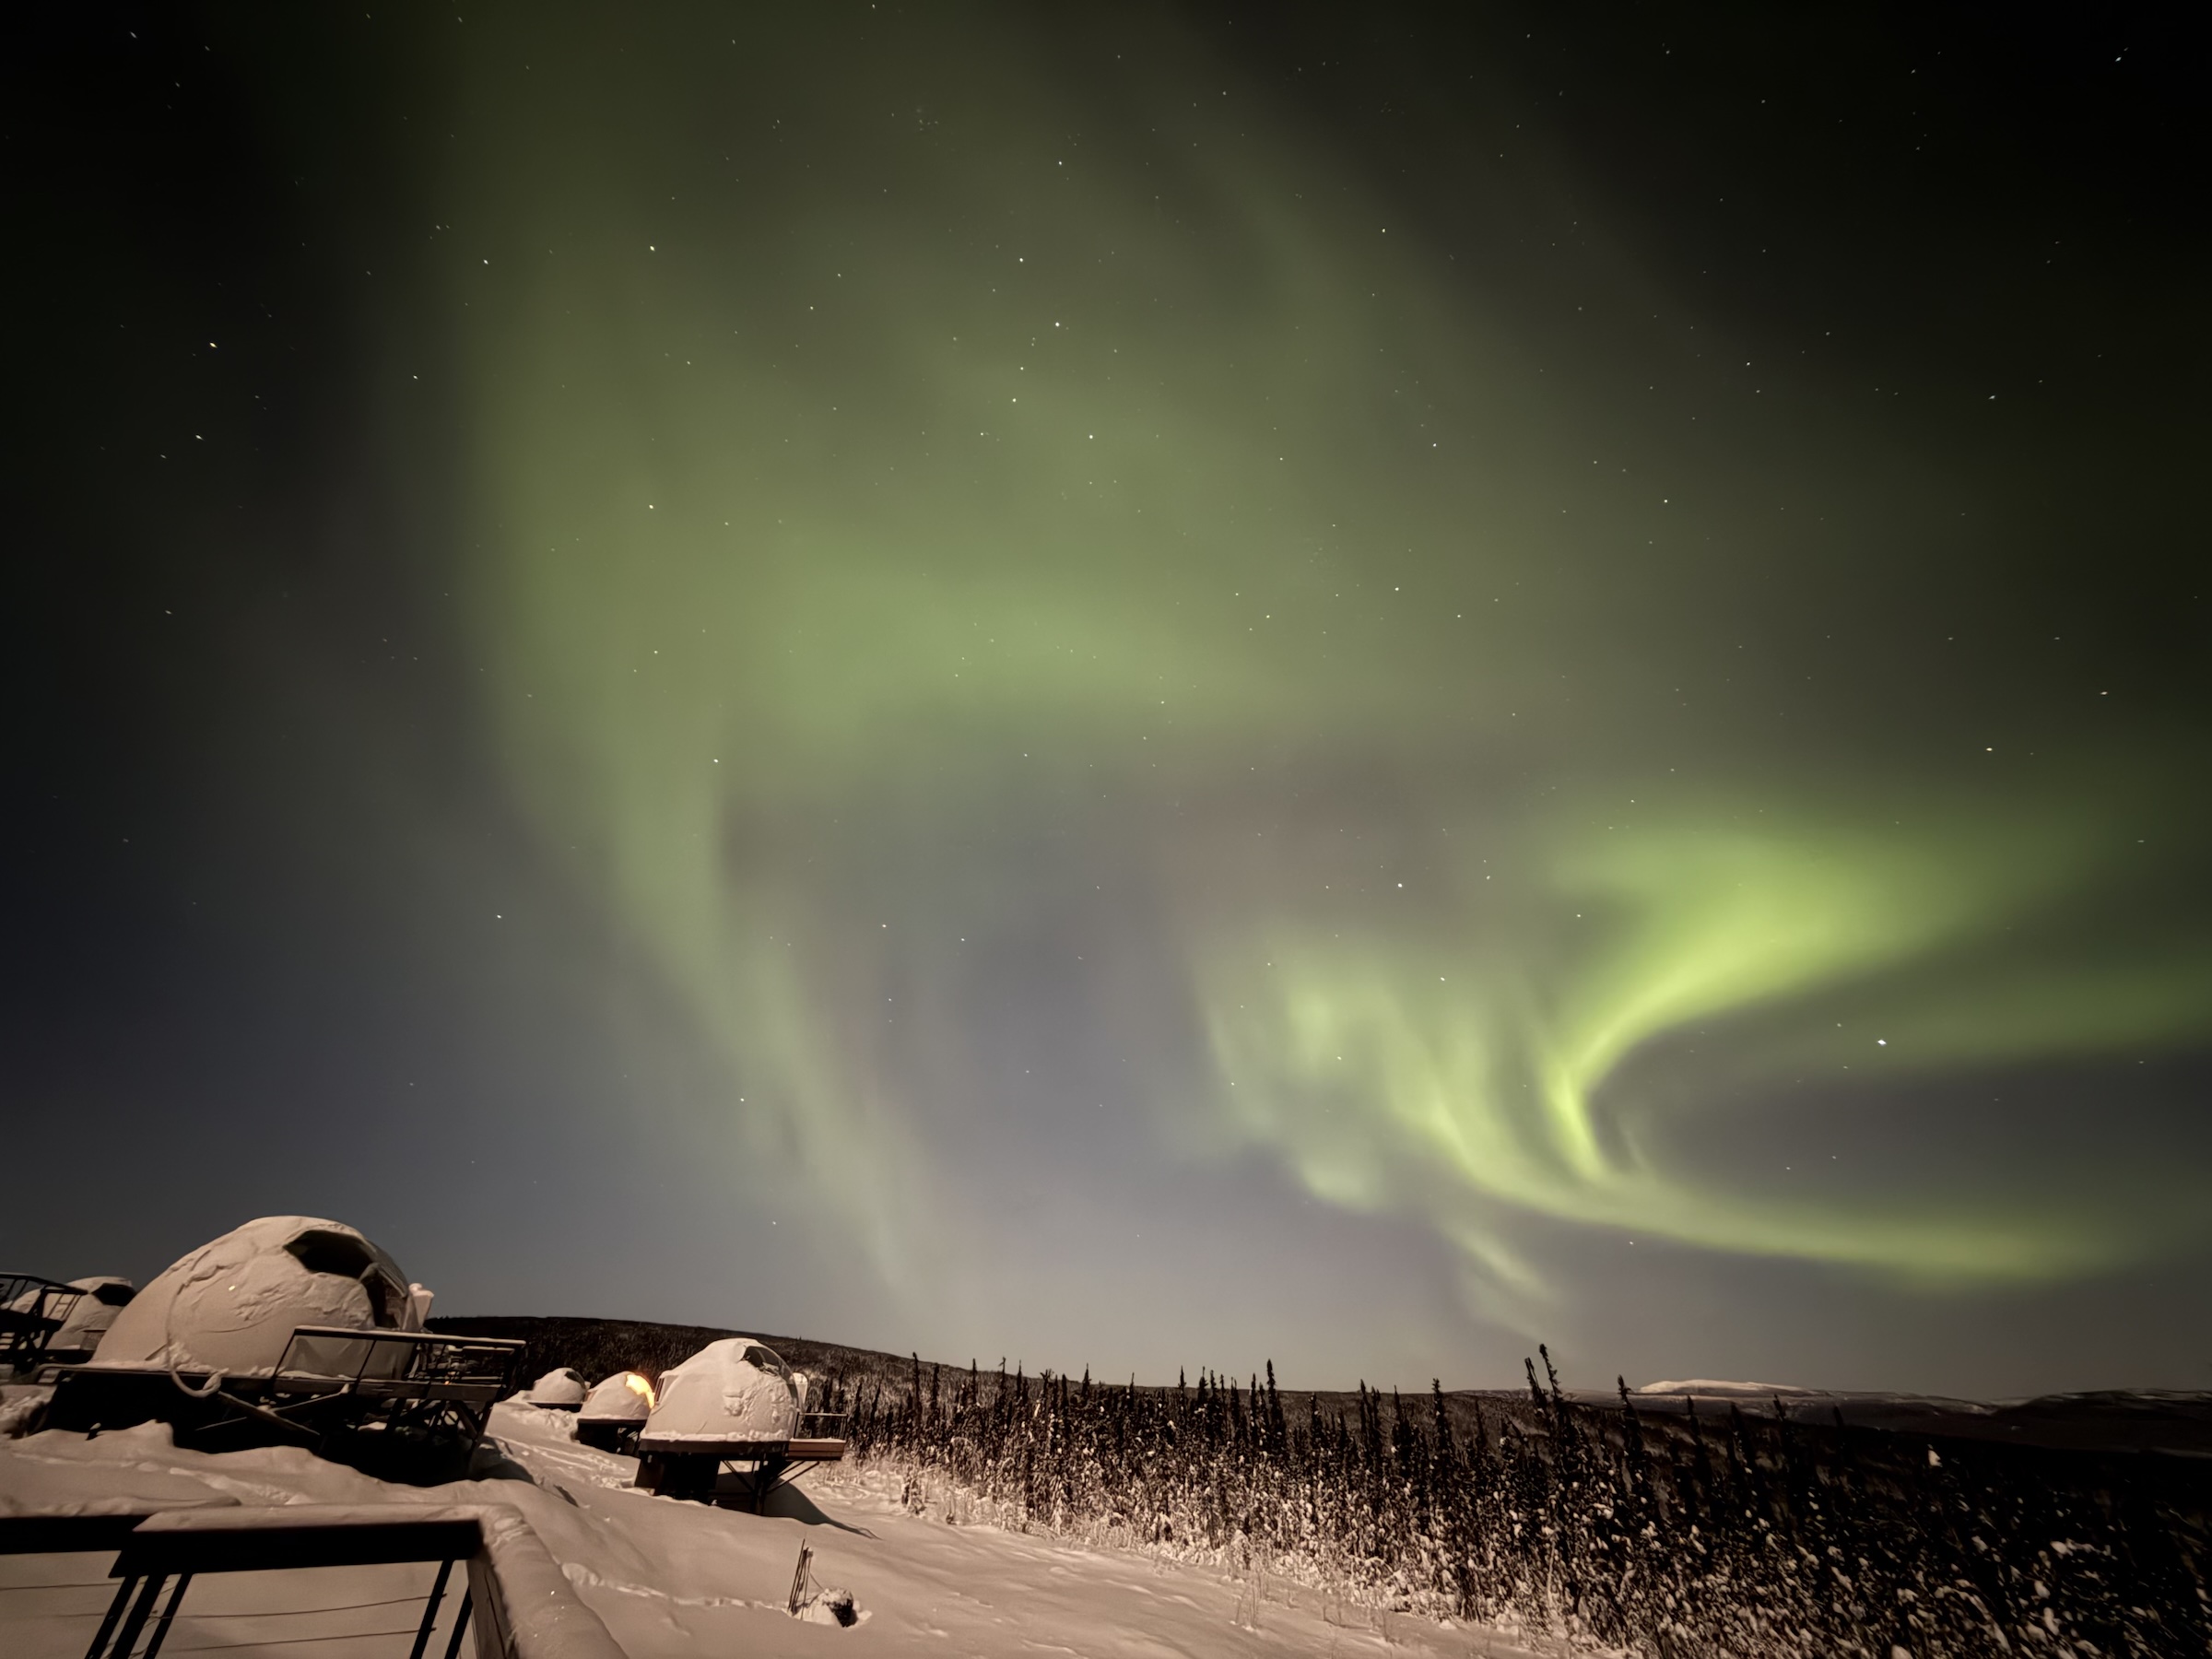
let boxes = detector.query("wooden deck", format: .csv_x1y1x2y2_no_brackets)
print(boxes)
633,1435,847,1464
631,1435,849,1508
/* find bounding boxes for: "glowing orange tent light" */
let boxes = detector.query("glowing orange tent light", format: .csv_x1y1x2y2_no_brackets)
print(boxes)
623,1371,657,1408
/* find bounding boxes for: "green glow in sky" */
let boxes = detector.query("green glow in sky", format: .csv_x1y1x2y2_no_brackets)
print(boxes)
423,8,2212,1319
1207,804,2212,1301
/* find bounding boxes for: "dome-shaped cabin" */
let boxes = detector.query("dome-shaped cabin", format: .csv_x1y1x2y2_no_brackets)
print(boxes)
526,1367,588,1409
46,1217,522,1486
90,1216,424,1379
2,1274,132,1374
576,1370,655,1451
581,1370,654,1422
641,1337,800,1445
49,1277,135,1363
631,1338,845,1507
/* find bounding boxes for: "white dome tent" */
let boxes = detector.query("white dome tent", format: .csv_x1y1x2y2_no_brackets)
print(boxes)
48,1216,524,1485
582,1371,656,1420
633,1337,845,1508
576,1370,656,1451
642,1338,801,1444
1,1273,133,1374
48,1277,135,1362
91,1216,428,1379
526,1367,589,1409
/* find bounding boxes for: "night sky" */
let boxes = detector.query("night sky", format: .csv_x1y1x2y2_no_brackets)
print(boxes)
8,5,2208,1398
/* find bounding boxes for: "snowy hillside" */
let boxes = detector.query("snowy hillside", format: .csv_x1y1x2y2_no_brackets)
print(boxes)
0,1398,1552,1659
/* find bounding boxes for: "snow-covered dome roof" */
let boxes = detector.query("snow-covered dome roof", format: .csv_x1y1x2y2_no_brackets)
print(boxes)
51,1277,134,1352
90,1217,423,1379
527,1367,588,1407
579,1370,656,1423
642,1337,799,1443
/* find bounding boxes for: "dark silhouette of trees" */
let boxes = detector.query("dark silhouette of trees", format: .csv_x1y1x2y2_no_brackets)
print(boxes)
831,1355,2210,1656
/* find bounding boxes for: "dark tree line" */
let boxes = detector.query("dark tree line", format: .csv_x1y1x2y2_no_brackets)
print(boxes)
428,1314,920,1398
813,1347,2209,1658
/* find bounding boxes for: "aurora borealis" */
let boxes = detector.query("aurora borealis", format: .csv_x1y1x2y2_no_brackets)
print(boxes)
8,5,2208,1395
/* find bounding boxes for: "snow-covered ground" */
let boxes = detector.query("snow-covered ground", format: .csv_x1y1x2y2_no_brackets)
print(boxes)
3,1399,1554,1658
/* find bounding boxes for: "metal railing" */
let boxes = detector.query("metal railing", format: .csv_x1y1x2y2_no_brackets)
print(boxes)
48,1327,528,1486
0,1273,88,1371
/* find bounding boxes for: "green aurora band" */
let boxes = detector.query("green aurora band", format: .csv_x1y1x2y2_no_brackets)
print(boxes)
1206,805,2212,1300
424,9,2212,1312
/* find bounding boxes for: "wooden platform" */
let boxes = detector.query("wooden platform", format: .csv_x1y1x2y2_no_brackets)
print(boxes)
631,1436,848,1508
633,1436,847,1465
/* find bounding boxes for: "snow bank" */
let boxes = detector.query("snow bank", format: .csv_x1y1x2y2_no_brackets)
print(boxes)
1638,1378,1814,1395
